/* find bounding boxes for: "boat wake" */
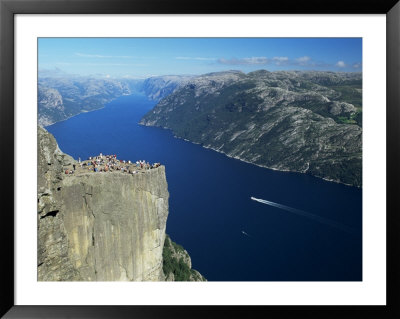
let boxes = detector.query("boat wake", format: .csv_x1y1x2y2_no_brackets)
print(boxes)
241,230,252,238
250,197,355,234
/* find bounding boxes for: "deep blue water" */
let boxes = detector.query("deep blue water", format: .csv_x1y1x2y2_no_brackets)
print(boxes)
46,94,362,281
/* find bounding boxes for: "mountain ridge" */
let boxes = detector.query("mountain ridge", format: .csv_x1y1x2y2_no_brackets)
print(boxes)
140,70,362,187
38,75,191,126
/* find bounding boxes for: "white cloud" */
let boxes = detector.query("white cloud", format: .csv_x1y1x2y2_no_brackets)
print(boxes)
75,53,135,59
272,56,289,62
215,55,354,71
272,56,289,65
175,56,216,61
218,57,269,65
57,62,147,67
336,61,346,67
296,56,311,62
295,56,311,65
122,74,149,79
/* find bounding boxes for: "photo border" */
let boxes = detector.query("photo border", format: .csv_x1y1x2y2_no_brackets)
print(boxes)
1,0,399,318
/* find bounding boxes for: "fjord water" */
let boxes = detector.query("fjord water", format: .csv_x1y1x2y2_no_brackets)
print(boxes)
46,94,362,281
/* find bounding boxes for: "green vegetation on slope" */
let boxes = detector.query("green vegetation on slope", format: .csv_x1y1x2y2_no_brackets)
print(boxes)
163,235,206,281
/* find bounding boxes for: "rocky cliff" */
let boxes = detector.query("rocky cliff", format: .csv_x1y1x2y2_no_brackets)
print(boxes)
140,70,362,187
38,126,174,281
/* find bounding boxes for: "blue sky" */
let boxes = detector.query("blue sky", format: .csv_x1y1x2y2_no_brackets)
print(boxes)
38,38,362,78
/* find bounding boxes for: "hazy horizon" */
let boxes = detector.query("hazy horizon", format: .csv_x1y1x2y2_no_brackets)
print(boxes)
38,67,362,80
39,38,362,78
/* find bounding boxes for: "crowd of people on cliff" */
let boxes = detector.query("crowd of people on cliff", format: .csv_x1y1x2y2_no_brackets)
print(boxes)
65,153,161,175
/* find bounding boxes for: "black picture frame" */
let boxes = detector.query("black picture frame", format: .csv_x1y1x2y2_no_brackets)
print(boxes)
1,0,399,318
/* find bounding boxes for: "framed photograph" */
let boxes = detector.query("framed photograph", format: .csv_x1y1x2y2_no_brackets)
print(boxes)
1,0,399,318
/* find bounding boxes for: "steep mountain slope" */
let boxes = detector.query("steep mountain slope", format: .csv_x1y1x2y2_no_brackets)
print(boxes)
140,70,362,187
38,126,204,281
163,235,206,281
142,75,193,101
38,75,192,127
38,77,135,126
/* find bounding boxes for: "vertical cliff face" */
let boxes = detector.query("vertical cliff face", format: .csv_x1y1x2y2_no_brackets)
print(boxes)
59,168,169,281
37,126,80,281
37,126,169,281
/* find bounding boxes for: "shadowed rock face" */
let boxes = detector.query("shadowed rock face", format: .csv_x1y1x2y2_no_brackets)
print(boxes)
37,126,169,281
37,126,79,281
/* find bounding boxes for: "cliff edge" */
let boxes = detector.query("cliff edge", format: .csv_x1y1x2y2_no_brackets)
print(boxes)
38,126,172,281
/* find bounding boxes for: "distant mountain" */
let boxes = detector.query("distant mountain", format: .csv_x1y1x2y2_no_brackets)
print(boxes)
142,75,193,100
38,77,135,126
140,70,362,187
38,75,192,126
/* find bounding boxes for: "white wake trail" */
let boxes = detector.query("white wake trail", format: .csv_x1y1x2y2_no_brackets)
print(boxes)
241,230,252,238
250,197,355,234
